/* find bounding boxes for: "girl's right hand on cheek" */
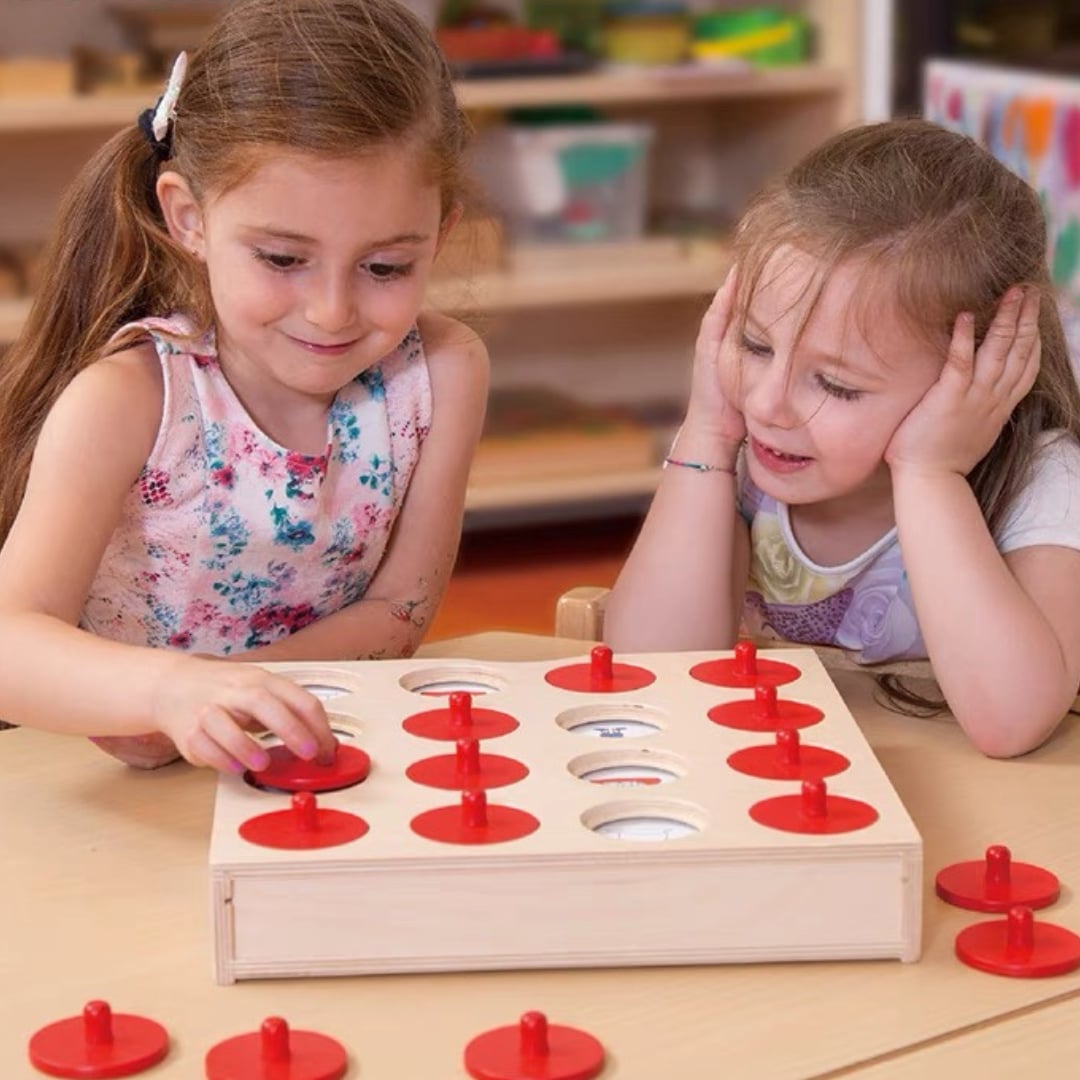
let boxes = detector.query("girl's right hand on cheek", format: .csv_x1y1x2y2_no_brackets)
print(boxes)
685,269,747,450
153,657,336,774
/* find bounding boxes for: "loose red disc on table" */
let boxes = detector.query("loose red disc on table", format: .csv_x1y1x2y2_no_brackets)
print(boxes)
239,791,369,850
29,1000,168,1079
727,729,849,781
465,1011,605,1080
750,779,878,834
708,684,823,732
544,645,656,693
403,691,519,741
955,906,1080,978
936,845,1060,913
205,1016,347,1080
412,790,539,845
246,742,371,793
690,640,800,689
407,739,529,791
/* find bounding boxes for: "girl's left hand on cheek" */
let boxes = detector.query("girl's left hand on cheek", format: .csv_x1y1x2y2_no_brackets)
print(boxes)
885,286,1041,477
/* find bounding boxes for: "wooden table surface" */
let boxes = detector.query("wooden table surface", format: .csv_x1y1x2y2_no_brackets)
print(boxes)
3,632,1079,1079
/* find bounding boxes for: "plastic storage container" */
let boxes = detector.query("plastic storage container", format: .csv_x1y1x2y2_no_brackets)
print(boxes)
471,122,655,244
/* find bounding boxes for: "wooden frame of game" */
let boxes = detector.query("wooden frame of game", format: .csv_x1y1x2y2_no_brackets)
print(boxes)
209,646,923,984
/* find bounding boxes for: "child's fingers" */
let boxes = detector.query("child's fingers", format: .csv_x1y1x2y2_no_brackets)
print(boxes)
973,287,1025,389
696,268,738,355
999,287,1041,395
944,311,977,385
270,675,337,759
199,705,272,772
1011,330,1041,402
183,722,249,775
229,680,332,763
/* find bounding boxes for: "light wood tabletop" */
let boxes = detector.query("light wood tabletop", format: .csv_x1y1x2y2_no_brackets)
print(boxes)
3,632,1079,1079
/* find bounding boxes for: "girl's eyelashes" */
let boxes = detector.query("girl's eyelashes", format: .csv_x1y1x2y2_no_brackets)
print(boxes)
253,248,305,271
815,374,864,401
251,248,415,283
365,261,414,282
739,334,772,357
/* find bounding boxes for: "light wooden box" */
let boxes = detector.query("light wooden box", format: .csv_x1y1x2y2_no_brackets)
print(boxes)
209,648,922,983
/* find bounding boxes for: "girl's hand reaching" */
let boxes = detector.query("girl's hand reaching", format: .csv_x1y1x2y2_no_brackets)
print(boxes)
682,269,747,461
886,286,1041,477
150,656,336,774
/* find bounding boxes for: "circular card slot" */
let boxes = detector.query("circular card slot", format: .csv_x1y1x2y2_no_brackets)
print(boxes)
556,703,666,739
582,799,706,842
279,667,365,700
569,749,685,787
399,666,509,696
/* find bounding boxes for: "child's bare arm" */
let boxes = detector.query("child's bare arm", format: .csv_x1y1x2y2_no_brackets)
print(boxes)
229,312,489,663
895,475,1080,757
606,272,750,651
0,350,334,770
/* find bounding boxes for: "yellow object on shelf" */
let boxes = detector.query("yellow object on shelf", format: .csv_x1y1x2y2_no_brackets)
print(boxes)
691,9,808,66
602,9,690,67
692,25,798,60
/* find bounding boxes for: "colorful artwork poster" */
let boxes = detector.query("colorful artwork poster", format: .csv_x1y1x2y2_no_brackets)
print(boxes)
925,59,1080,364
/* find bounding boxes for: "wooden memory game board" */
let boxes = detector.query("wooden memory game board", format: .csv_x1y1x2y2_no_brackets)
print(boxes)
209,643,923,983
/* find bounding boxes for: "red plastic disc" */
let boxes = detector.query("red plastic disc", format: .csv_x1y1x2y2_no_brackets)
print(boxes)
246,743,371,793
403,691,519,741
411,790,539,845
465,1011,605,1080
544,645,656,693
690,640,800,688
205,1016,347,1080
955,906,1080,978
406,739,529,791
750,779,878,834
708,685,823,732
727,730,849,781
239,792,369,850
936,845,1060,913
28,1000,168,1078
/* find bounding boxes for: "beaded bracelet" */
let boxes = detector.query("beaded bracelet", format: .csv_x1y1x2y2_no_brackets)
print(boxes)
663,456,737,476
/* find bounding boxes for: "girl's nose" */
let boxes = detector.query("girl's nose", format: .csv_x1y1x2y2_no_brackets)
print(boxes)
304,274,355,335
742,360,802,429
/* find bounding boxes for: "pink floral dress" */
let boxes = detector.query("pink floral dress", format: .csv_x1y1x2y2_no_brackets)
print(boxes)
80,315,431,656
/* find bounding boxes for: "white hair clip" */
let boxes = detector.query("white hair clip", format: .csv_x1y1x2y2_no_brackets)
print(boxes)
138,51,188,159
152,52,188,143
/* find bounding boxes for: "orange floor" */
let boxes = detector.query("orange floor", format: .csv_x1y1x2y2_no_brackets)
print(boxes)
427,517,640,641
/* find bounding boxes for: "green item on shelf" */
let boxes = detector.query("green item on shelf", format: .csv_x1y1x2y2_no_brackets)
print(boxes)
524,0,605,54
692,7,808,66
559,141,643,188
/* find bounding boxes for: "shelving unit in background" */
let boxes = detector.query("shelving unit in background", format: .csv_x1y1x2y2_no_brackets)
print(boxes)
0,0,864,526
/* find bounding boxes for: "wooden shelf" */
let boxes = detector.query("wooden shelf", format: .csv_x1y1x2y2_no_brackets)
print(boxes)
0,297,30,344
455,65,847,111
432,237,730,312
466,466,660,514
0,94,147,134
0,65,846,135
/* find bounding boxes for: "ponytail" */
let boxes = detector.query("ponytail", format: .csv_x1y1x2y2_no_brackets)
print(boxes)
0,125,209,544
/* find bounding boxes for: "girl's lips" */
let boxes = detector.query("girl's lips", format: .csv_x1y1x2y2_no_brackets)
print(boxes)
287,335,359,357
750,436,813,474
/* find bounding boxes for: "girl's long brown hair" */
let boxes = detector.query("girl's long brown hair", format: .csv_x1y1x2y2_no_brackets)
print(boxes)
0,0,471,545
